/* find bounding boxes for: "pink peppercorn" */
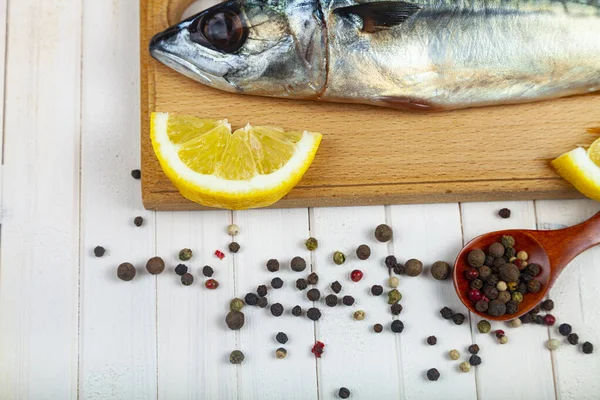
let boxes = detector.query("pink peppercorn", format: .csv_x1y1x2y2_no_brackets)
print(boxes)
350,270,363,282
481,296,490,302
543,314,556,326
495,330,505,338
465,268,479,281
205,279,219,289
468,289,483,302
215,250,225,260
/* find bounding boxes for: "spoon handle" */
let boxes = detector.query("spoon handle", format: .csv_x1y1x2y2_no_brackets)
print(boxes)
535,211,600,272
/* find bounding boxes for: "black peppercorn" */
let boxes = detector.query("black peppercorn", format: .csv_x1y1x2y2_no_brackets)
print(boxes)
356,244,371,260
146,257,165,275
427,368,440,381
292,305,302,316
526,263,541,276
134,216,144,227
229,350,244,364
371,285,383,296
375,224,393,242
331,281,342,294
568,333,579,345
393,263,406,275
487,274,501,287
558,323,572,336
181,273,194,286
475,300,489,312
325,294,338,307
228,242,240,253
520,273,533,283
517,282,528,294
535,315,544,324
175,264,188,276
487,300,506,317
582,342,593,354
505,301,518,314
131,169,141,179
484,254,494,267
468,250,486,267
471,279,484,290
385,255,397,269
257,297,268,308
270,303,284,317
505,247,517,259
531,304,541,314
527,280,542,293
498,208,511,218
483,285,499,300
468,344,480,354
492,257,507,269
271,277,284,289
307,288,321,302
267,259,280,272
245,293,259,306
374,324,383,333
452,313,465,325
478,266,492,281
541,299,554,311
520,313,534,324
307,307,321,321
427,336,437,346
291,256,307,272
391,320,404,333
342,295,355,306
296,278,308,290
338,387,351,399
226,311,245,330
440,307,453,320
307,272,319,285
469,355,482,366
276,332,289,344
94,246,106,257
257,285,268,297
431,261,451,280
391,303,403,315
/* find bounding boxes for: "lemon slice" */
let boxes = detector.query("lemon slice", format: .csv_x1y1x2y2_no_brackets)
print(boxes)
150,112,322,210
551,147,600,201
587,137,600,166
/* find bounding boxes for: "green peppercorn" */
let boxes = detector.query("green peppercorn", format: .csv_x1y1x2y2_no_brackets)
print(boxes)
353,310,366,321
468,250,486,267
117,262,136,281
449,349,460,360
430,261,451,280
305,237,319,251
477,320,492,334
229,350,244,364
333,251,346,265
511,292,524,304
501,235,515,248
230,298,244,311
179,248,193,261
405,259,423,277
356,244,371,260
276,348,287,359
146,256,165,275
226,311,245,330
374,224,393,242
388,289,402,304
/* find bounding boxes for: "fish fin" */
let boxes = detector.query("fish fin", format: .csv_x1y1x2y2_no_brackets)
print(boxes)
334,1,422,33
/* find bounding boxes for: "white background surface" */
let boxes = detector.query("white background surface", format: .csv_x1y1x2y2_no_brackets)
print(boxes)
0,0,599,399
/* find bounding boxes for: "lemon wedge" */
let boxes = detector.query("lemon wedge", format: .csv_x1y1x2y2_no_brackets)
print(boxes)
150,112,322,210
551,145,600,201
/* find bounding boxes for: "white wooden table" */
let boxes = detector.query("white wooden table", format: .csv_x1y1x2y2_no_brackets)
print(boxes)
1,1,599,399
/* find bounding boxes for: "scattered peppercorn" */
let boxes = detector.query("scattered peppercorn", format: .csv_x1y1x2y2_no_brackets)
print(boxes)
276,348,287,359
245,293,259,306
227,224,239,236
501,235,515,248
311,341,325,358
257,297,268,308
307,272,319,285
488,242,505,258
230,298,244,311
181,273,194,286
535,315,544,325
427,336,437,346
405,259,424,277
326,294,338,307
226,311,245,330
331,281,342,294
117,262,136,281
477,320,491,334
385,255,398,269
94,246,106,257
498,335,508,344
543,314,556,326
342,296,355,306
350,269,364,282
228,242,240,253
354,310,366,321
333,251,346,265
374,324,383,333
307,288,321,302
582,342,594,354
449,349,460,360
468,250,486,268
271,303,284,317
131,169,141,179
374,224,393,242
568,333,579,345
292,305,302,317
547,339,561,350
508,318,522,328
199,265,212,277
558,323,572,336
388,289,402,304
305,237,319,251
146,257,165,275
391,303,403,315
440,307,453,320
338,387,350,399
541,299,554,311
291,256,307,272
388,277,399,288
475,300,489,312
276,332,288,344
468,344,480,355
391,320,404,333
356,244,371,260
498,208,511,218
371,285,383,296
393,263,406,275
458,361,471,372
229,350,244,364
271,277,284,289
469,355,482,366
452,313,465,325
307,307,321,321
267,259,280,272
257,285,268,297
520,313,534,324
215,249,225,260
175,264,188,276
179,248,193,261
296,278,308,290
205,279,219,289
134,216,144,227
427,368,440,381
430,261,451,280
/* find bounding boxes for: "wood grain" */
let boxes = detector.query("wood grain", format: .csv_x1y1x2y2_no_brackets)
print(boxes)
140,0,598,211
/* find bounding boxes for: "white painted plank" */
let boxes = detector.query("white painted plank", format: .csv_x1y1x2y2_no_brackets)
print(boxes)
535,199,600,400
156,211,237,399
0,0,7,207
0,0,81,397
79,0,157,398
311,206,402,400
461,201,556,400
388,204,477,400
234,208,318,400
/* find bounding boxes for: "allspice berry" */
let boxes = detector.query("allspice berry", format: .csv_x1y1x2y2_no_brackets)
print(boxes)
117,262,136,281
499,263,520,283
229,350,244,364
487,300,507,317
181,273,194,286
146,256,165,275
497,291,511,303
405,259,423,277
356,244,371,260
467,250,486,267
373,324,383,333
374,224,393,242
477,320,492,333
430,261,451,280
267,259,280,272
226,311,245,330
291,256,307,272
488,242,505,258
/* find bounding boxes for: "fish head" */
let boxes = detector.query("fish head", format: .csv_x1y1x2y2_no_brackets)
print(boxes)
149,0,327,98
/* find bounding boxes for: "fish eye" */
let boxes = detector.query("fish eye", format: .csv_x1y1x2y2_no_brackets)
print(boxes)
191,9,247,53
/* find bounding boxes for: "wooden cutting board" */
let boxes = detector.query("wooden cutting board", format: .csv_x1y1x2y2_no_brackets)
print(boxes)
140,0,600,211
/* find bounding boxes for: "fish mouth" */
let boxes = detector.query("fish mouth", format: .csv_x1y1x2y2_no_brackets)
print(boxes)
150,47,223,86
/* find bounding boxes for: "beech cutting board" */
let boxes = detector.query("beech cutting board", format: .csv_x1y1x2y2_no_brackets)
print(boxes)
140,0,600,210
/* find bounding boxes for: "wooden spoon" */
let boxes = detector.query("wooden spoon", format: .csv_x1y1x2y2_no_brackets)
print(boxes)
453,212,600,321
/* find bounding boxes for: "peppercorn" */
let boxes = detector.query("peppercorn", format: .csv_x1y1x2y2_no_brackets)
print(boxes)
516,251,528,261
492,257,507,269
469,355,482,366
385,255,398,269
388,289,402,304
333,251,346,265
527,280,542,293
499,263,520,283
427,336,437,346
307,288,321,301
245,293,259,306
215,250,225,261
131,169,141,179
517,282,528,294
520,273,533,283
427,368,440,381
470,290,483,304
483,285,499,300
338,387,351,399
291,256,307,272
475,300,489,312
227,224,239,236
374,224,393,242
393,263,406,275
547,339,560,351
486,274,500,287
535,315,544,325
175,264,188,276
178,248,192,261
498,208,511,218
507,281,517,291
226,311,245,330
292,305,302,317
487,300,506,317
276,348,287,359
350,269,363,282
307,272,319,285
471,279,484,290
501,235,515,248
495,281,507,292
477,320,491,333
296,279,308,290
511,292,523,304
488,243,504,259
505,301,518,314
526,263,541,276
541,299,554,311
267,259,280,272
388,277,399,288
497,291,510,303
276,332,289,344
508,318,522,328
391,303,403,315
199,265,213,278
230,298,244,311
542,314,556,326
531,304,541,314
520,313,533,324
228,242,240,253
558,323,572,336
307,307,321,321
331,281,342,294
465,268,479,281
371,285,383,296
94,246,106,257
449,349,460,360
467,249,486,268
485,255,494,267
356,244,371,260
230,350,244,364
405,259,423,277
430,261,451,280
257,285,268,297
354,310,366,321
498,335,508,344
311,341,325,358
450,313,464,326
305,237,319,251
146,257,165,275
133,216,144,227
391,320,404,333
257,297,268,308
181,273,194,286
205,279,219,289
271,277,283,289
440,307,453,320
568,333,579,345
325,294,338,307
477,266,491,282
271,303,284,317
373,324,383,333
117,262,136,281
342,296,355,306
